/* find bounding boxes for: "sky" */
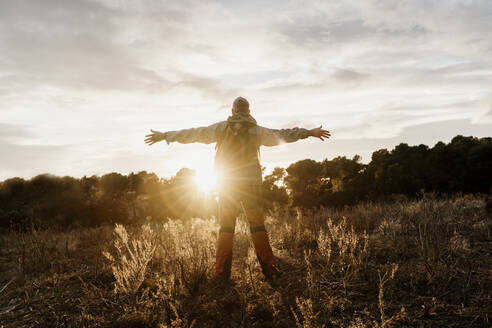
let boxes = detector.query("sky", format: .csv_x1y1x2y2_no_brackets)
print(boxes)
1,0,492,181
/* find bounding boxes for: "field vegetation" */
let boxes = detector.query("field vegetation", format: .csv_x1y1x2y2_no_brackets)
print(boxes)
1,195,491,327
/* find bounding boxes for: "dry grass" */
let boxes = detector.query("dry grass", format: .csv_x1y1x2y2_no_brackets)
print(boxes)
0,195,491,327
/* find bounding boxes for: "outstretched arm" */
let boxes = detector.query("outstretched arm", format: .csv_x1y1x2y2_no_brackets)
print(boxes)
259,125,331,146
145,123,222,146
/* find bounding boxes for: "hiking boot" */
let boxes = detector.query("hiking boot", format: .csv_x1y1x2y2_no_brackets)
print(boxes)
209,275,235,289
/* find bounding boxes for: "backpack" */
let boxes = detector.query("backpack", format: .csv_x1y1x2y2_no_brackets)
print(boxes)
215,121,261,183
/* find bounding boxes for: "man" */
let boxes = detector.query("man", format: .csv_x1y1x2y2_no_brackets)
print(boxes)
145,97,330,281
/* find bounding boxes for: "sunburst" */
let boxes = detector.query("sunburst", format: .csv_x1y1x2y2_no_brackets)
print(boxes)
193,169,218,193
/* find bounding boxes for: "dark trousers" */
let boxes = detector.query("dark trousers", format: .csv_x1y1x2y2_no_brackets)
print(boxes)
215,184,275,279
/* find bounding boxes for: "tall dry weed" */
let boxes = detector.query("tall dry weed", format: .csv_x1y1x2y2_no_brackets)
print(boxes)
156,218,216,295
291,297,322,328
317,217,369,285
102,224,156,296
375,264,405,328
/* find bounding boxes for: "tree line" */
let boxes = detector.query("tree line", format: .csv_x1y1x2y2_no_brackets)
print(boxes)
1,135,491,228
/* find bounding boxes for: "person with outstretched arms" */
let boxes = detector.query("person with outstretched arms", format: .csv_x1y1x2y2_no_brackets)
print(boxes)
145,97,330,281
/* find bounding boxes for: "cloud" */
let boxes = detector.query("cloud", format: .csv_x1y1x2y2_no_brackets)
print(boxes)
476,95,492,123
0,123,35,141
332,98,485,139
0,1,174,93
1,0,491,179
0,123,69,180
0,142,68,180
173,72,244,109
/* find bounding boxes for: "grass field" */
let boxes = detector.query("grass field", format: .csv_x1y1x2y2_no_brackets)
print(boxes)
1,195,491,327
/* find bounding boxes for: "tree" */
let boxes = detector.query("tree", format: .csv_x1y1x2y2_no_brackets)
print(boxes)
320,155,366,205
262,167,288,210
285,159,324,209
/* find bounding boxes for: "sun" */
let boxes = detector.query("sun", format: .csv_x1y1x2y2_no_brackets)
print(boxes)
193,169,218,193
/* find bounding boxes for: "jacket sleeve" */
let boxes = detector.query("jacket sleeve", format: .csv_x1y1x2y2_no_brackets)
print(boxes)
164,122,223,144
257,126,310,147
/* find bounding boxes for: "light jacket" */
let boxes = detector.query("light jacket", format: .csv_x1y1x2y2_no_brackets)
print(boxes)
162,113,310,184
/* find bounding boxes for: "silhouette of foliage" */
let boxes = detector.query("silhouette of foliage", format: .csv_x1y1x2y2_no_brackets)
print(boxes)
281,135,491,208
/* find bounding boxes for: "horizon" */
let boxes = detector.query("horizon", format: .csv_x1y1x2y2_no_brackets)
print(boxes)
0,131,489,183
1,1,492,181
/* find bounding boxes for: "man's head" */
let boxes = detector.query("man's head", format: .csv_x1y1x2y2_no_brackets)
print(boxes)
232,97,250,114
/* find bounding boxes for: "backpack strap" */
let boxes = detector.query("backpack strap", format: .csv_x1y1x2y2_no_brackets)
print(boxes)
215,122,231,151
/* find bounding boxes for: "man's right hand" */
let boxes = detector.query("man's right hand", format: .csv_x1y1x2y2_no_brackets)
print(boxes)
145,129,166,145
309,126,331,140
